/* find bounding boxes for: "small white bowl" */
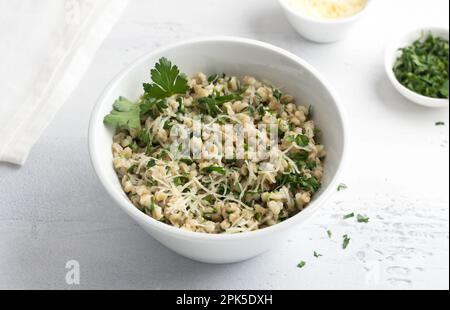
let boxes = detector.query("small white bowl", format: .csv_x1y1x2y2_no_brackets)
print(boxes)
278,0,371,43
385,27,449,108
88,37,348,264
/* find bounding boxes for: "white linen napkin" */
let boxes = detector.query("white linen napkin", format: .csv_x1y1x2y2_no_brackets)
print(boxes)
0,0,128,165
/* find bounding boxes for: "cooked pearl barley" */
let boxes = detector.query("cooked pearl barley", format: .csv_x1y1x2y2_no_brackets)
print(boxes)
112,73,325,234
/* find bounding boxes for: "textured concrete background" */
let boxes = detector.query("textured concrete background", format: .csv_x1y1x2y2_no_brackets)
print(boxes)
0,0,448,289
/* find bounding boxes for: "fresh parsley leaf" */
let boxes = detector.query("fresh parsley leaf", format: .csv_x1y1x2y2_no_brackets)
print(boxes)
327,230,332,239
103,97,141,130
297,261,306,269
343,213,355,220
314,251,323,258
337,183,348,191
357,214,370,223
342,235,351,249
202,166,226,175
143,57,189,99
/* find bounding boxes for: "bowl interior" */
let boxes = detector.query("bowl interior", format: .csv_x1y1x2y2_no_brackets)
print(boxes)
89,38,346,236
385,27,449,107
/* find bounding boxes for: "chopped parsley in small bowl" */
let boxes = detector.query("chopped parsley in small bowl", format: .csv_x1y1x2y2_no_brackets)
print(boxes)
385,27,449,108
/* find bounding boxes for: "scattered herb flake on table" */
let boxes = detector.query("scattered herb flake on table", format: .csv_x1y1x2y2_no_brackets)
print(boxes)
314,251,323,258
337,183,348,191
327,229,332,239
342,235,351,249
297,261,306,269
357,214,370,223
393,33,449,99
343,212,355,220
435,121,445,126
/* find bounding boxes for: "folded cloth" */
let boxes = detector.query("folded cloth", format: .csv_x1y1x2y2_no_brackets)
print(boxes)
0,0,128,165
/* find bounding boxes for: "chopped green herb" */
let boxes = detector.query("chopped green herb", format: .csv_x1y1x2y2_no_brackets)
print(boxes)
343,213,355,220
207,74,219,84
163,120,173,131
313,251,323,258
197,97,223,117
235,182,243,194
223,158,237,165
146,197,156,214
140,97,168,116
273,89,283,101
342,234,351,249
180,158,194,165
277,173,320,193
299,176,320,192
147,159,156,168
176,97,186,114
441,79,449,98
146,180,157,187
254,212,263,221
327,230,332,239
297,261,306,269
357,214,370,223
287,134,310,147
143,57,189,99
258,105,269,116
435,121,445,126
137,129,151,147
393,33,449,99
127,164,137,174
174,175,189,186
202,165,226,175
337,183,348,191
130,141,139,152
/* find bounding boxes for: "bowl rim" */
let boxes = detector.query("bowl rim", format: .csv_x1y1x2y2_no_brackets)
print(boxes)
278,0,372,25
88,36,349,241
384,26,449,108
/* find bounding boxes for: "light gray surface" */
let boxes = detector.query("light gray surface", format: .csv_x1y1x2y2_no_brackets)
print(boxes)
0,0,449,289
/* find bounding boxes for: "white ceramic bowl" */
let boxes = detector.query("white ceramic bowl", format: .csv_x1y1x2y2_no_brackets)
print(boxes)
385,27,449,108
278,0,371,43
88,37,348,264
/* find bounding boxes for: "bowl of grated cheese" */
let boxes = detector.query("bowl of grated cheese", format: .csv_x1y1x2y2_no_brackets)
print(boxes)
88,37,348,263
279,0,371,43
